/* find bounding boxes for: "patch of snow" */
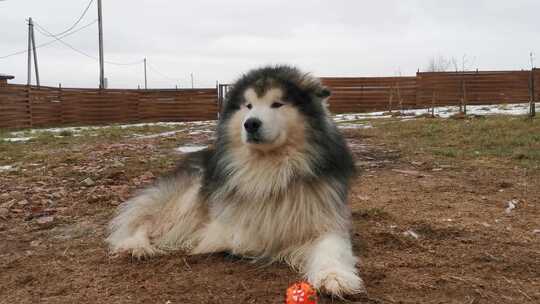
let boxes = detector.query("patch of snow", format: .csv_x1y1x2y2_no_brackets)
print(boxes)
332,102,539,121
135,130,184,139
8,120,217,138
3,137,33,142
35,216,54,225
505,199,519,214
338,123,373,129
0,165,14,172
53,134,82,138
10,126,101,136
334,112,389,122
176,145,207,153
403,229,420,239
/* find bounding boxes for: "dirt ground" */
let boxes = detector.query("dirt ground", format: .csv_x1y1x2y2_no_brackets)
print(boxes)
1,117,539,304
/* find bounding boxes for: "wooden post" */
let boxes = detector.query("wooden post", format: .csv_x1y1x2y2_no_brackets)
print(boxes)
136,87,142,122
387,86,394,113
431,91,436,116
215,81,220,120
459,79,464,113
396,81,403,111
26,85,33,128
530,69,536,117
58,83,64,125
462,79,467,115
415,72,421,110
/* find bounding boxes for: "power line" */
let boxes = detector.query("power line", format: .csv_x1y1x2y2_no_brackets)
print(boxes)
146,61,182,84
0,19,97,59
38,0,95,37
33,21,143,66
34,21,98,60
105,58,144,66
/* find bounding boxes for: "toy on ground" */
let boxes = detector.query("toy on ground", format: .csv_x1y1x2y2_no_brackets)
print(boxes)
285,281,317,304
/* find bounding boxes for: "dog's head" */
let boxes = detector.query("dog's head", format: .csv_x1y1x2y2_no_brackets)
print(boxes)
221,66,331,152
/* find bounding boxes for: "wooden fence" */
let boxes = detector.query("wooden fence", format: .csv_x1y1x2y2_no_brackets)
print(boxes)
322,69,539,114
321,76,418,113
0,84,218,128
416,70,534,107
0,69,538,128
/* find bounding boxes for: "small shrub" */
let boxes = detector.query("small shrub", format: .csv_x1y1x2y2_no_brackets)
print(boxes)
59,130,73,137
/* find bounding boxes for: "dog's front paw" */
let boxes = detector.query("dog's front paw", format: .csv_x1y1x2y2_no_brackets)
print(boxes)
110,243,162,259
309,268,366,297
108,233,162,259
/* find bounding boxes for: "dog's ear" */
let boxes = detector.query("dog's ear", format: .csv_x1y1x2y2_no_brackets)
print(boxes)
315,87,331,110
317,88,331,99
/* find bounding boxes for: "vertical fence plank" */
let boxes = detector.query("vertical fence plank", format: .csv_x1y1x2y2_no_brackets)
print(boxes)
26,85,33,128
462,79,467,115
530,69,536,117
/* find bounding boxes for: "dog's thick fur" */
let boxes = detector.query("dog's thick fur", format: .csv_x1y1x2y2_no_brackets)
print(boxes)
106,65,365,296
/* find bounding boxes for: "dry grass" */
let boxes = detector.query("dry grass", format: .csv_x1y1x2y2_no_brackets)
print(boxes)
1,116,539,303
361,116,540,169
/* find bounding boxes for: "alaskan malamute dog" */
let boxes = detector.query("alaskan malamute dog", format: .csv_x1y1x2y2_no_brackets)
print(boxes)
106,66,365,296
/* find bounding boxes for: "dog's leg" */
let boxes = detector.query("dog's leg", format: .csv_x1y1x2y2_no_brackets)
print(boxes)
191,220,232,255
108,223,161,259
304,232,365,297
106,188,163,258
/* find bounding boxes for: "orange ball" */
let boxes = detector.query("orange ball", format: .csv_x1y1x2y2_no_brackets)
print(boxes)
286,281,317,304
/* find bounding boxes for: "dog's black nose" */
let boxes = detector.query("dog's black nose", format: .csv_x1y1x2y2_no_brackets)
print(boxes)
244,118,262,134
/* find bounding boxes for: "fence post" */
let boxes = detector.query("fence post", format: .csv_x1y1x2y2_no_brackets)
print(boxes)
59,83,64,125
216,82,220,120
26,85,33,128
415,72,421,110
431,91,436,116
396,81,403,111
530,69,536,117
462,79,467,115
387,86,394,113
136,89,142,123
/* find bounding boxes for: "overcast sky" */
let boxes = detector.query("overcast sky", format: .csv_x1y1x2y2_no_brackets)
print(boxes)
1,0,539,88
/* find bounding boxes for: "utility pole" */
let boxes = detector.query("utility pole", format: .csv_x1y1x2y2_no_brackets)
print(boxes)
27,18,32,86
97,0,105,89
144,58,147,89
191,73,194,88
29,18,40,87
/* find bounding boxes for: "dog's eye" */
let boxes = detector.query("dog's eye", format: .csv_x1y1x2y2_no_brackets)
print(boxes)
246,103,252,110
271,102,284,109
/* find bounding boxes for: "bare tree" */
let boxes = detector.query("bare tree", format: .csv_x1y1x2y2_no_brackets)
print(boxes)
450,57,459,72
426,54,476,72
426,55,452,72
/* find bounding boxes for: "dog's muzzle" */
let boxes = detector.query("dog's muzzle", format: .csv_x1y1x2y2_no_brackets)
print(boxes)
244,118,263,143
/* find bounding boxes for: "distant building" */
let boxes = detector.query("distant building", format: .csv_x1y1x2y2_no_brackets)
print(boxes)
0,74,15,86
